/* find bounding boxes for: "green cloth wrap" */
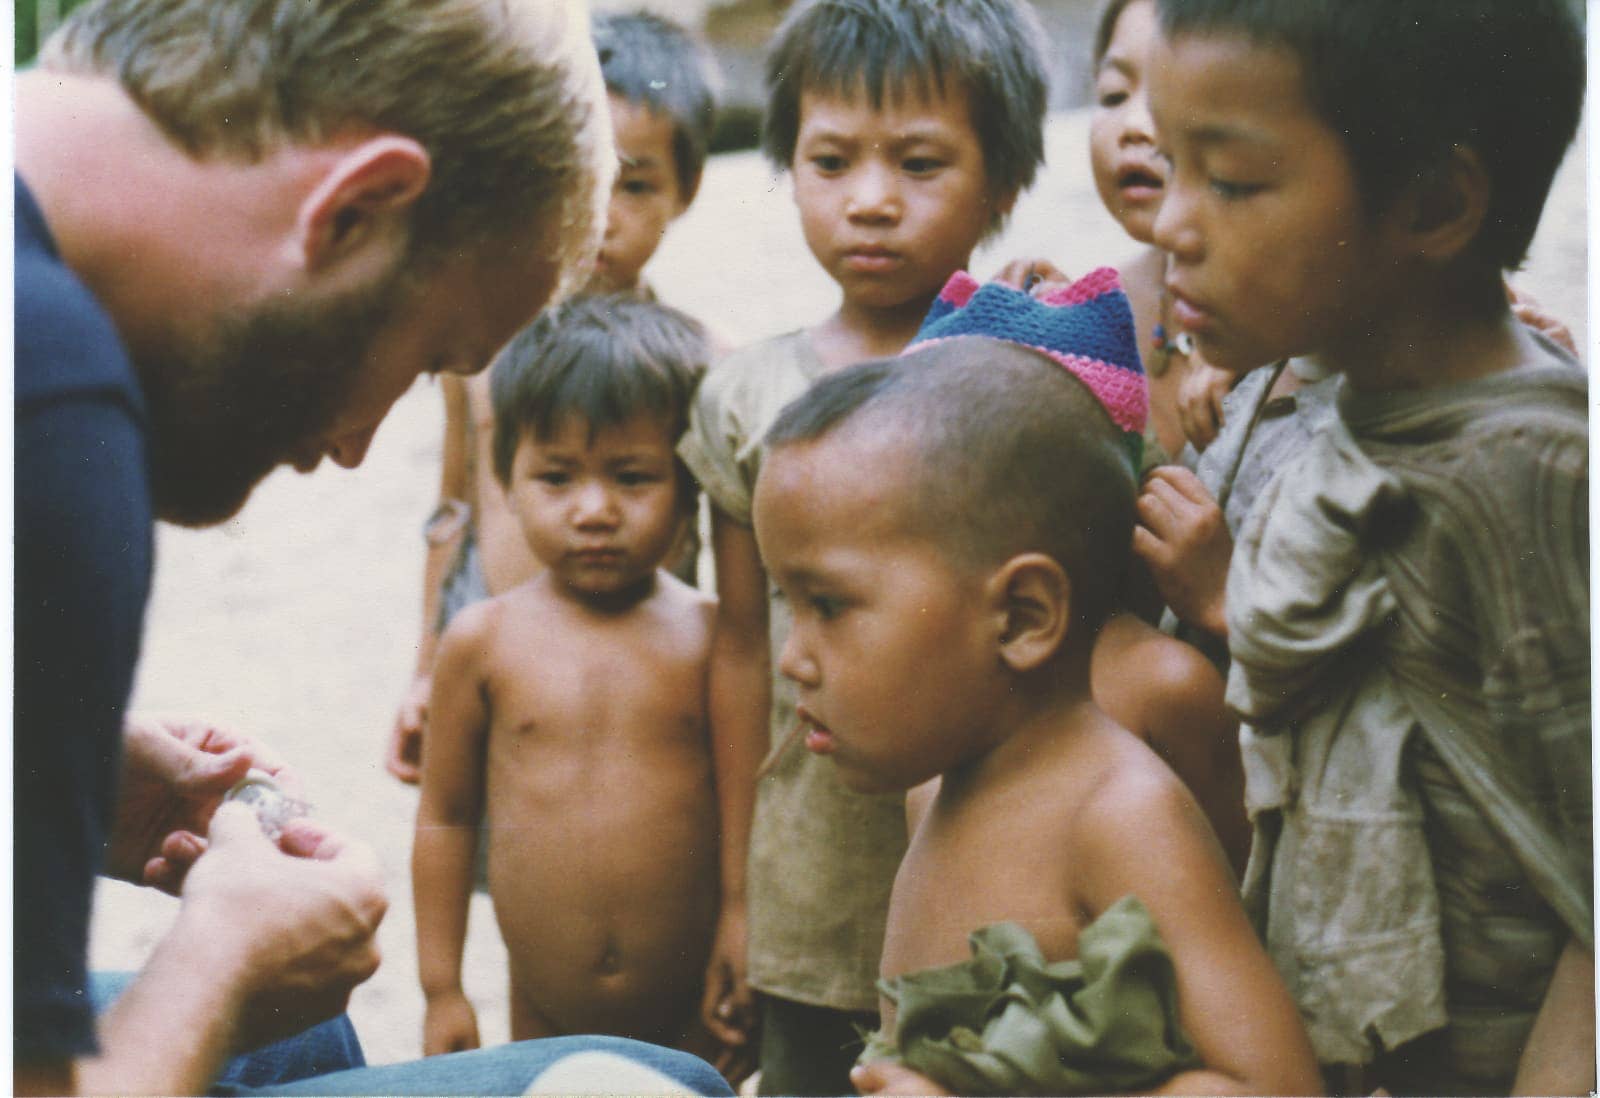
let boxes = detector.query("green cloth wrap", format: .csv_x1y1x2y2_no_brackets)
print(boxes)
859,896,1200,1094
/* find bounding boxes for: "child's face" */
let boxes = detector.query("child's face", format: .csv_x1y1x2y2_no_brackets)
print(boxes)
754,433,1005,795
1089,0,1165,245
1148,31,1401,375
791,85,1004,313
589,94,689,293
506,411,684,598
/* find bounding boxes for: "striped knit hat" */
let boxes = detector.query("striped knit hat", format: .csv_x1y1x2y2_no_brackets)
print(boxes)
907,268,1148,471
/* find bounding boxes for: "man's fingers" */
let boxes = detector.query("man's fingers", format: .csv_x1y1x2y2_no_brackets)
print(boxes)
207,801,276,847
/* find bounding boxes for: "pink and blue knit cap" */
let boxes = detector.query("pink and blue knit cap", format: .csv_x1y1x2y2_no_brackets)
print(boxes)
906,267,1148,471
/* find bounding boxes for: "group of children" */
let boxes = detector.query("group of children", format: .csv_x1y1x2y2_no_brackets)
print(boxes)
394,1,1591,1095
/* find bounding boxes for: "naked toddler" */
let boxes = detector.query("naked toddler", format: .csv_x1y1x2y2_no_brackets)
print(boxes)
412,294,724,1067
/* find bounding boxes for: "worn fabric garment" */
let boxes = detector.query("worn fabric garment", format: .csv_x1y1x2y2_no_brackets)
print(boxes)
1226,351,1591,1084
14,174,154,1061
859,898,1199,1095
1158,362,1340,669
1192,360,1341,536
679,331,908,1011
755,994,876,1097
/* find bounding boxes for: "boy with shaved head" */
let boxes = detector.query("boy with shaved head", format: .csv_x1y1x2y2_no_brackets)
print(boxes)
753,274,1318,1095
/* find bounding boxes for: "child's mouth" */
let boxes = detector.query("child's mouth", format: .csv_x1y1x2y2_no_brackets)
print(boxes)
798,708,837,755
1117,167,1165,196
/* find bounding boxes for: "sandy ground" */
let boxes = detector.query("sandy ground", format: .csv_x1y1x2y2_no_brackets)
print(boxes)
89,108,1589,1074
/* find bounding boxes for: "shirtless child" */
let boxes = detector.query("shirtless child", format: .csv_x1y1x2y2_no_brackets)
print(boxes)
412,294,724,1066
387,10,717,781
752,277,1320,1096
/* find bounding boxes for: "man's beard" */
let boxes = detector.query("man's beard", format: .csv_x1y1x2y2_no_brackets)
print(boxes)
141,266,409,527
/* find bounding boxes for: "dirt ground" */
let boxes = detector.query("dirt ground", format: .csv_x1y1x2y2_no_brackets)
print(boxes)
89,107,1589,1073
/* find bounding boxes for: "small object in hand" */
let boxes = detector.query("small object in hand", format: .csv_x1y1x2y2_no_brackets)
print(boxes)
224,769,310,841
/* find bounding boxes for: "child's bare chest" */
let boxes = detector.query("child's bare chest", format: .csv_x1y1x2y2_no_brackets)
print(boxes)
880,807,1088,983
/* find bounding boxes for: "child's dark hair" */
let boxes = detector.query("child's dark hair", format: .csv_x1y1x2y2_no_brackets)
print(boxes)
490,293,708,509
761,0,1049,221
765,338,1136,639
1157,0,1585,271
593,9,719,204
1092,0,1141,66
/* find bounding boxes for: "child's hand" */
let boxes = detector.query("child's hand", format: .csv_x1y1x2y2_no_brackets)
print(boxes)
1507,281,1579,357
992,257,1074,296
851,1060,952,1096
1177,358,1235,452
387,674,429,784
1132,467,1233,639
700,903,755,1047
422,988,481,1057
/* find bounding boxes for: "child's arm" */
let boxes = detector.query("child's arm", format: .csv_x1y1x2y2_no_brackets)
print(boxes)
1078,772,1323,1096
1512,938,1594,1095
698,507,770,1050
1132,466,1233,639
1130,640,1249,876
411,602,492,1056
388,376,472,784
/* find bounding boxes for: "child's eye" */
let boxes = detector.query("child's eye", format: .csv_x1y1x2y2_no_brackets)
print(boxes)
810,154,847,174
535,471,570,486
620,178,657,196
902,157,943,176
1209,178,1265,201
616,470,661,487
811,595,843,621
1098,90,1129,109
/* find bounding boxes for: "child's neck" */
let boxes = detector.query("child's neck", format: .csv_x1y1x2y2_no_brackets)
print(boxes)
1326,271,1534,393
940,665,1100,798
813,289,945,371
553,568,660,615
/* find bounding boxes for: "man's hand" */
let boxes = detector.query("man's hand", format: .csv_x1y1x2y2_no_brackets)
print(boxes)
181,803,387,1051
1132,467,1233,639
108,717,298,894
388,675,430,784
422,988,482,1057
700,902,756,1081
851,1059,951,1096
1176,358,1235,452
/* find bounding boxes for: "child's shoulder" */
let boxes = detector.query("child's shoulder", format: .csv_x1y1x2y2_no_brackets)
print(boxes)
649,569,717,624
700,329,817,389
1093,614,1224,726
1065,722,1206,857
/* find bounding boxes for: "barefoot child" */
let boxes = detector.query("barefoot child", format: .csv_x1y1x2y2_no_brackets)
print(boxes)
413,295,725,1065
752,275,1321,1096
388,10,718,782
677,3,1049,1091
1149,1,1590,1092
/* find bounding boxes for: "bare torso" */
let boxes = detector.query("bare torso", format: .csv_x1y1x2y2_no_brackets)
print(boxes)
476,572,719,1044
879,717,1177,1034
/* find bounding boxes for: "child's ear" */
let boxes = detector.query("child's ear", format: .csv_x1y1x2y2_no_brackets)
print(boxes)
986,552,1071,673
1401,145,1490,263
294,135,432,275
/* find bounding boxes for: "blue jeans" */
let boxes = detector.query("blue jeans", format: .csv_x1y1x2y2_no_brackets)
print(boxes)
90,972,733,1096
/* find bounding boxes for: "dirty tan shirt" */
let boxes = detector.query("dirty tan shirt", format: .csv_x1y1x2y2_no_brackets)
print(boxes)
1226,351,1590,1083
680,330,908,1011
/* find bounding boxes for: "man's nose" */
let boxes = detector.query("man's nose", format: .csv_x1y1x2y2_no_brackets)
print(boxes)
326,424,379,469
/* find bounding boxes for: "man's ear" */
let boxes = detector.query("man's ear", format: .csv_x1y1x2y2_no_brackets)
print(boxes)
296,135,431,274
1401,145,1489,264
987,552,1071,674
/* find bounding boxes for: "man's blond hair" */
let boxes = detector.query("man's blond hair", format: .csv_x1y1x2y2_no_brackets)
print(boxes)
43,0,613,297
